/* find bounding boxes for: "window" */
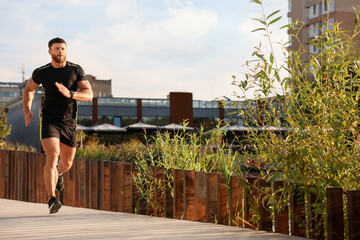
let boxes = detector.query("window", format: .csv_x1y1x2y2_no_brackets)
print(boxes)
321,0,335,15
309,22,320,37
309,44,319,54
288,0,292,12
309,4,319,19
322,18,335,31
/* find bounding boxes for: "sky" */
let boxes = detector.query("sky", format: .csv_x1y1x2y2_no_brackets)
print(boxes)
0,0,288,101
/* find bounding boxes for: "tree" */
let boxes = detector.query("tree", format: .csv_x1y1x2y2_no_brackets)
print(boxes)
0,103,11,141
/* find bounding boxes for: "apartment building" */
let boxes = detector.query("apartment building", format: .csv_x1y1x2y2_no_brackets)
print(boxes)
0,82,21,104
288,0,359,55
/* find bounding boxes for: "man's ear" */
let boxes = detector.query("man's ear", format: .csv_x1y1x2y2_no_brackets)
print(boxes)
48,49,51,55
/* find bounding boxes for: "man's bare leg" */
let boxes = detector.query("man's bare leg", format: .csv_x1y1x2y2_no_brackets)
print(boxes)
57,142,76,175
42,138,60,198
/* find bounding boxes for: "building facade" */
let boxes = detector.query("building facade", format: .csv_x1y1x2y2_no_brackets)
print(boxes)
0,82,21,104
288,0,359,56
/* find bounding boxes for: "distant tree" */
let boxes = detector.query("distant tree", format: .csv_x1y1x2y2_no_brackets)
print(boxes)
0,103,11,141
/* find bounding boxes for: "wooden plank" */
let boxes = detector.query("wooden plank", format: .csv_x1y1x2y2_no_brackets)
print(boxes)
10,151,15,200
63,169,69,206
347,190,360,240
0,150,5,198
33,153,39,203
273,181,289,234
23,152,29,202
307,185,324,239
195,171,207,222
164,169,173,218
85,158,90,208
184,170,195,221
218,174,229,225
41,154,47,203
146,166,156,216
116,162,125,212
173,169,184,219
5,150,10,199
326,188,344,240
207,172,218,223
244,177,257,229
110,161,118,212
77,158,86,208
123,163,133,213
90,159,98,209
75,158,80,207
103,161,110,211
155,166,165,217
258,179,272,231
290,186,307,238
97,160,104,210
68,159,76,207
230,175,243,227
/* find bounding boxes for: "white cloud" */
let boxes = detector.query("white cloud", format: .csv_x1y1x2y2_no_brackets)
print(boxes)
106,2,218,61
106,0,140,19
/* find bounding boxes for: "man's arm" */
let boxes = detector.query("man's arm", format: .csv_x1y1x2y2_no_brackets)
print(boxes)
55,80,93,101
23,79,39,127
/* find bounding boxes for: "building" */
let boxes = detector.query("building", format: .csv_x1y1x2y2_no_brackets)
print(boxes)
288,0,360,56
5,88,242,151
0,82,21,104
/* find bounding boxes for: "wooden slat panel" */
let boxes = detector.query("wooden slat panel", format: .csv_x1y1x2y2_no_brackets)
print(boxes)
290,186,307,238
327,188,344,240
0,150,5,198
347,190,360,240
230,175,243,227
244,177,257,229
207,172,218,223
195,171,207,222
103,161,110,211
218,174,229,225
273,181,289,234
184,170,195,221
78,158,86,208
155,166,165,217
173,169,184,219
68,159,76,207
85,158,90,208
97,160,104,210
116,162,125,212
258,179,272,231
164,169,173,218
41,154,47,203
90,159,98,209
123,163,133,213
110,161,118,212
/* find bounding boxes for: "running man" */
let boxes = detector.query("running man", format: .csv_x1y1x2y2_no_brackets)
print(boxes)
23,37,93,214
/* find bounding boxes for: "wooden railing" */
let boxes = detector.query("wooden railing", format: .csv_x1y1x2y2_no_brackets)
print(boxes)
1,149,359,240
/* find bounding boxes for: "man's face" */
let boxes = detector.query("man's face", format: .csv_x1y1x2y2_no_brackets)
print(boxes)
49,43,67,64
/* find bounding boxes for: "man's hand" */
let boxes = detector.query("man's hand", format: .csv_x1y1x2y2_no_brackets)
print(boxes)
24,111,34,127
55,82,71,98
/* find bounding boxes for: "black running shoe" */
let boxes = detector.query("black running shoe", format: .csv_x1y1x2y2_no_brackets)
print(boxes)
48,196,61,214
56,174,64,192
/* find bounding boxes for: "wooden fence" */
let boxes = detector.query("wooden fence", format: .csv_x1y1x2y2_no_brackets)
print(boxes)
0,149,359,240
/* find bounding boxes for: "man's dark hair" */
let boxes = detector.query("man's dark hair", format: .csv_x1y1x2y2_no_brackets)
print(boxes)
48,37,67,49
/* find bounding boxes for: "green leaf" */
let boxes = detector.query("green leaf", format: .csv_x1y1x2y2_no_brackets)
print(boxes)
252,27,266,33
252,18,267,25
270,52,274,64
250,0,262,5
268,16,282,26
266,10,280,20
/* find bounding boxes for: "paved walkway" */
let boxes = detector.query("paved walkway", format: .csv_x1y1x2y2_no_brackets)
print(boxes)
0,198,306,240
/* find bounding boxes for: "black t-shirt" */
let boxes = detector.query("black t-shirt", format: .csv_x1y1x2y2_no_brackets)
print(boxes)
32,61,87,125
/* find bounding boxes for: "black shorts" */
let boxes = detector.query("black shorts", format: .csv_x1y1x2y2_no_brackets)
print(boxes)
41,121,77,148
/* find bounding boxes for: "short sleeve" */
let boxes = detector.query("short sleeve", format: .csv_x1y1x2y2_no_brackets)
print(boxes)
32,68,41,84
77,65,87,82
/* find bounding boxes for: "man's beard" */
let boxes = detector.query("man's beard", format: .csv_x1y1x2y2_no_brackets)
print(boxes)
52,54,66,64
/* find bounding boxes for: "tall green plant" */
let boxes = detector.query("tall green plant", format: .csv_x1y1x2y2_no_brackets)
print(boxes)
0,103,11,141
233,0,360,238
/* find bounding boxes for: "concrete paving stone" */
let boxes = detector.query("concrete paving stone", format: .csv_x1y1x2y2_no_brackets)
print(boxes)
0,198,307,240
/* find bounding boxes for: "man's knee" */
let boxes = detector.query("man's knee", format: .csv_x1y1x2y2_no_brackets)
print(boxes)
60,158,74,170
